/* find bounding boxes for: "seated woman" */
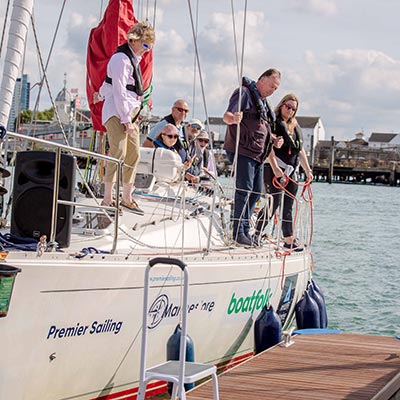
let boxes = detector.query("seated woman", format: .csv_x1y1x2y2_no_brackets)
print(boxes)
154,124,199,183
154,123,181,154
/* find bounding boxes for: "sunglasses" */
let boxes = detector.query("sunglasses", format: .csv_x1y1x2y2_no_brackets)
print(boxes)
191,124,201,129
198,138,209,143
162,133,179,139
175,107,189,113
284,103,296,112
142,43,152,51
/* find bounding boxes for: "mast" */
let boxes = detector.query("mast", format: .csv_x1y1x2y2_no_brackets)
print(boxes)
0,0,34,128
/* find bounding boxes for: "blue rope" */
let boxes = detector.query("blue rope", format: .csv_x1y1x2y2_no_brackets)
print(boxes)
75,247,110,259
0,233,39,251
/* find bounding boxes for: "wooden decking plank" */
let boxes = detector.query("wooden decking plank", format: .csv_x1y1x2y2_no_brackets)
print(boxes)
186,333,400,400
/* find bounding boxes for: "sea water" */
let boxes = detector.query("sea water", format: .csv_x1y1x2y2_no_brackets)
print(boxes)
220,178,400,336
311,183,400,337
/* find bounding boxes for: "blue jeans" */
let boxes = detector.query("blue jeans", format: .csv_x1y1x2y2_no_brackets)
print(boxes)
226,152,263,237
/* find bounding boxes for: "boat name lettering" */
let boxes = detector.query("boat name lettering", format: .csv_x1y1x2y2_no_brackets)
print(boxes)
46,319,123,339
150,275,182,282
148,294,215,329
227,289,272,314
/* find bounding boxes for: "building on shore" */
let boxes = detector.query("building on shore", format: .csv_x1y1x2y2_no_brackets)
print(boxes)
16,76,92,150
313,132,400,185
7,74,30,132
295,116,325,163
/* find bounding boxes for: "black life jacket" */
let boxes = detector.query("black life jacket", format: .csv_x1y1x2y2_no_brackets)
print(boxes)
158,114,189,161
241,76,275,125
105,43,143,96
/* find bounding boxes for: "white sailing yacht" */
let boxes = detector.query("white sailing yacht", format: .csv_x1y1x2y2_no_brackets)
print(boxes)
0,1,315,399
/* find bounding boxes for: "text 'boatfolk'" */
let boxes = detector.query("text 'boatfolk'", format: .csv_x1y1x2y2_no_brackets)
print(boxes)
227,288,272,314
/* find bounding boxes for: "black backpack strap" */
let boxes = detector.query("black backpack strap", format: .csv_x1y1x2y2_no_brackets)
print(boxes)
105,43,143,95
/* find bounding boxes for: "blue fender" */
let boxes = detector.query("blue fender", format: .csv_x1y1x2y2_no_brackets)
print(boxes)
311,279,325,300
254,304,282,354
167,324,195,391
295,290,321,329
308,283,328,328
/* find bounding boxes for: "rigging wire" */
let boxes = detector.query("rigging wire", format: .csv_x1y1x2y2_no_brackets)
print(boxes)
99,0,104,20
29,12,69,145
0,0,11,59
152,0,157,28
187,0,226,246
230,0,248,180
146,0,150,21
186,1,210,134
191,0,199,118
228,0,248,241
230,0,241,85
29,0,68,139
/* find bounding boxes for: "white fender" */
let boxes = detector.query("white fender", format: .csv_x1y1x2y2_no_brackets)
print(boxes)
137,147,183,183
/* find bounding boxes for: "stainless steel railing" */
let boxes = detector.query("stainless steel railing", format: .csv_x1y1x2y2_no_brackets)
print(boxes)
5,131,122,253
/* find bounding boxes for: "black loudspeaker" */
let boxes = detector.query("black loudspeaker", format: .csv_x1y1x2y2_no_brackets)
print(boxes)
11,151,76,248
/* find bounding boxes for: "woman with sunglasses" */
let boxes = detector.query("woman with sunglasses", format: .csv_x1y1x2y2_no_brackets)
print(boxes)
97,21,155,215
154,124,200,183
154,124,181,152
255,93,313,251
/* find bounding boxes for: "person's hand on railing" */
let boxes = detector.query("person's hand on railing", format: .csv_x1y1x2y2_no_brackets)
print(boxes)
305,169,314,183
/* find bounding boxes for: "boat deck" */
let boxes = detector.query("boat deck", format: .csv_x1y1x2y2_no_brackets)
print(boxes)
185,333,400,400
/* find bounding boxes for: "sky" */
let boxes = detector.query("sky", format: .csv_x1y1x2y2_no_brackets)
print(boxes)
1,0,400,140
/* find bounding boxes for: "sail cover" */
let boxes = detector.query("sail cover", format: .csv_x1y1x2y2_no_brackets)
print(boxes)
86,0,153,131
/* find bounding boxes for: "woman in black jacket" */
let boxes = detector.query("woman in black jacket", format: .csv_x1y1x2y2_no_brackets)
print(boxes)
255,93,313,250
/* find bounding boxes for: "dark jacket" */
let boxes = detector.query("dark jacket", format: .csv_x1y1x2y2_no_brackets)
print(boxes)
223,87,273,163
273,117,303,167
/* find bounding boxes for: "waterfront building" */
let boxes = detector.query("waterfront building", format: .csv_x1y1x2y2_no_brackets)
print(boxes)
296,116,325,164
7,74,30,132
313,132,400,185
368,132,400,154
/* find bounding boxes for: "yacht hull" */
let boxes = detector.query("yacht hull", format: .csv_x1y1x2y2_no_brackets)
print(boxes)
0,253,309,399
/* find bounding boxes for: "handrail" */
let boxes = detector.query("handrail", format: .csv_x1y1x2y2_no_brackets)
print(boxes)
5,131,122,253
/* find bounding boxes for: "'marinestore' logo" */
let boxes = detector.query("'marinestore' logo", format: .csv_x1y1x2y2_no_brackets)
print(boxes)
227,288,272,314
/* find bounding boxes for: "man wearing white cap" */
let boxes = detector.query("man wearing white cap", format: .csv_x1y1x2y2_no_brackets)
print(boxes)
184,118,204,144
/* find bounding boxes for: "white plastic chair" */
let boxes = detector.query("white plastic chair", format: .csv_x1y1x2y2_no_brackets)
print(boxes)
137,257,219,400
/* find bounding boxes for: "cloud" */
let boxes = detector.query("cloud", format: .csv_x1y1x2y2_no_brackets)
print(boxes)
197,11,268,66
149,9,272,120
65,12,98,55
286,0,338,16
281,48,400,139
2,0,399,140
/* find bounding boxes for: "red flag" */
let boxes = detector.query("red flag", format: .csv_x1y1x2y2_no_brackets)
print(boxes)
86,0,153,131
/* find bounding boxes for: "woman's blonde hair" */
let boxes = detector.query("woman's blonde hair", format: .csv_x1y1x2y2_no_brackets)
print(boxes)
274,93,299,133
127,21,155,45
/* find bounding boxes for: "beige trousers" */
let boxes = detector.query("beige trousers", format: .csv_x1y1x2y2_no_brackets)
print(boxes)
104,116,140,184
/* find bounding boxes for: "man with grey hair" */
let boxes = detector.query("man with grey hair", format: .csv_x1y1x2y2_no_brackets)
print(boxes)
143,99,191,162
223,68,284,246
